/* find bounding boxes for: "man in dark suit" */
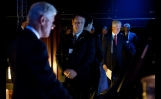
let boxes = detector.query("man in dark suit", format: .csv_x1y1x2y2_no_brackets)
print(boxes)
83,15,103,99
102,20,136,89
56,14,95,99
9,2,73,99
17,18,27,34
122,23,138,53
101,26,108,41
121,23,138,69
98,26,109,96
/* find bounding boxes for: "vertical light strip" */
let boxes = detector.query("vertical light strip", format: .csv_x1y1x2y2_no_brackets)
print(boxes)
8,67,11,79
52,35,57,77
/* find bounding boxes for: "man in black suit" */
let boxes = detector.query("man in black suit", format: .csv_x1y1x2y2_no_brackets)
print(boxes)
56,14,95,99
102,20,136,89
17,18,27,33
9,2,73,99
15,18,28,40
122,23,138,52
83,15,103,99
101,26,108,41
121,23,138,69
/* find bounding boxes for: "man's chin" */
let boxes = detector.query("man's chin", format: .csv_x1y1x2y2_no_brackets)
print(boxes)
42,35,49,38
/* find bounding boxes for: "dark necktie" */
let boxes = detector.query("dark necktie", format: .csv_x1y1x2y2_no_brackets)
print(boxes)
114,35,117,46
73,35,77,45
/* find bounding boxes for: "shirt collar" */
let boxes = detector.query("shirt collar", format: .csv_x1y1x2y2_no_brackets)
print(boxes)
73,30,82,38
21,26,24,30
26,25,40,39
112,32,117,38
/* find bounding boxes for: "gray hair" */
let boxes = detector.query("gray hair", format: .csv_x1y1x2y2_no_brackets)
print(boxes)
27,1,57,24
102,26,108,30
112,20,122,27
123,23,130,28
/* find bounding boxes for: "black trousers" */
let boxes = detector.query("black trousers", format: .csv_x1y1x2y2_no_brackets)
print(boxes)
62,78,90,99
90,75,100,99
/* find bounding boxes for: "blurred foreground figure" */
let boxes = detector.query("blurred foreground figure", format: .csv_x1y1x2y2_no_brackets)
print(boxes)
9,1,73,99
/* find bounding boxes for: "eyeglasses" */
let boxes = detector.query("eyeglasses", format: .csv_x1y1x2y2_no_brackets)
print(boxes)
51,24,56,30
45,17,56,29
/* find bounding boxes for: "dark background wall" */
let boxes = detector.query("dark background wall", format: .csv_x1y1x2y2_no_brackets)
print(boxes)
59,0,155,41
5,0,156,47
5,0,156,48
6,0,155,27
60,0,155,27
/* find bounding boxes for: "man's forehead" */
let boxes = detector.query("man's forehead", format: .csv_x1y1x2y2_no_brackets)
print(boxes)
113,24,121,27
75,16,85,20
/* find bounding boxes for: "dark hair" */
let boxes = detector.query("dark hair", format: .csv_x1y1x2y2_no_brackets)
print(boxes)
21,17,27,22
72,13,93,27
72,13,86,20
84,14,93,27
102,26,108,30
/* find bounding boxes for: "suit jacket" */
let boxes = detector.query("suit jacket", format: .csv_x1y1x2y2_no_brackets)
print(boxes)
17,26,25,36
9,28,73,99
90,33,103,77
17,26,24,32
100,33,107,42
120,32,138,68
102,32,135,74
56,30,95,84
120,32,138,53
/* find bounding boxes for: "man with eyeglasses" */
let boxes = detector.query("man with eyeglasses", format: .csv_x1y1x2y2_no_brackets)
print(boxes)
9,1,73,99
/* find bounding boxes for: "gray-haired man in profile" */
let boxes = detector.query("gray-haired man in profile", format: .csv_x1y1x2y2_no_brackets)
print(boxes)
9,1,73,99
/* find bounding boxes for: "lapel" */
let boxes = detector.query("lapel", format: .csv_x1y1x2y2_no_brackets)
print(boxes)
64,33,73,51
113,33,121,49
117,33,122,48
75,30,87,45
128,32,132,41
107,33,114,52
117,33,120,45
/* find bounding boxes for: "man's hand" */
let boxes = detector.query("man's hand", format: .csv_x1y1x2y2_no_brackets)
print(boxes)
103,64,108,72
64,69,70,77
68,69,77,79
64,69,77,79
103,64,112,80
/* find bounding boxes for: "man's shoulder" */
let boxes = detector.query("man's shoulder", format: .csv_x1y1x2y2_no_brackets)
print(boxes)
119,32,124,35
130,32,136,35
129,32,137,37
81,30,93,37
82,30,90,33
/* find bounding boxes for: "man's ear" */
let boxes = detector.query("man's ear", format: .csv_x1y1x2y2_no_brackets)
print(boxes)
40,15,46,25
87,24,91,28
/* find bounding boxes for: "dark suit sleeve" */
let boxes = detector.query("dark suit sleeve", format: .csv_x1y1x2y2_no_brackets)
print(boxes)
123,35,136,56
102,35,108,65
95,34,103,63
133,33,139,49
29,42,73,99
